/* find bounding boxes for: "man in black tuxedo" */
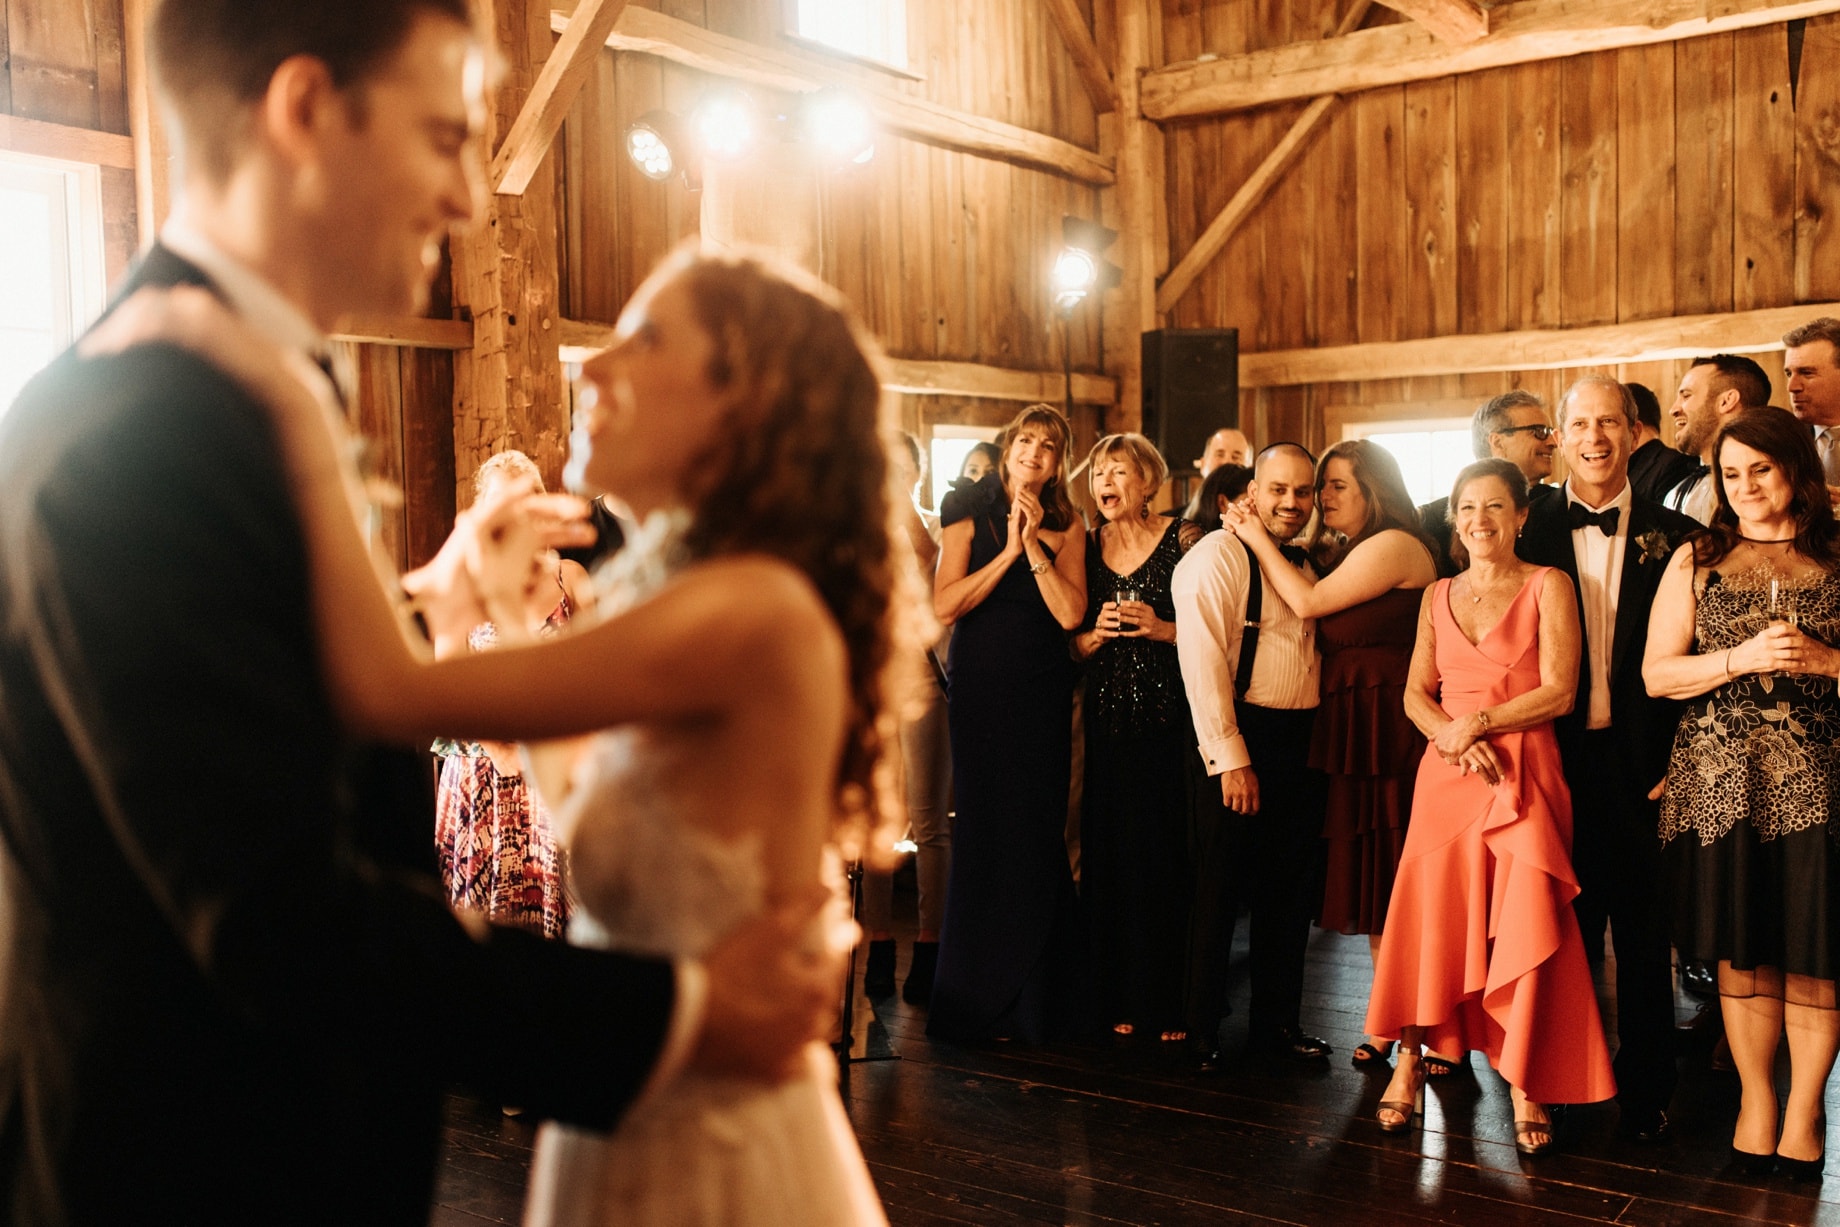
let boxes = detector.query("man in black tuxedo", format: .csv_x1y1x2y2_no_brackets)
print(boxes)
1516,376,1696,1143
0,3,835,1223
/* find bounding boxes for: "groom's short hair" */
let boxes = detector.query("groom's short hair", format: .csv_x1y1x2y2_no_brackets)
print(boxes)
149,0,477,182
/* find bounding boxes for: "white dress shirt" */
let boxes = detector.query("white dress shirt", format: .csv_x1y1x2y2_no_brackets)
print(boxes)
1171,528,1320,775
1566,480,1632,730
161,221,708,1105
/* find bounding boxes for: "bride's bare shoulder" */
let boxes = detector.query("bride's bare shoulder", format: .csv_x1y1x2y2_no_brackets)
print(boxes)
658,554,844,670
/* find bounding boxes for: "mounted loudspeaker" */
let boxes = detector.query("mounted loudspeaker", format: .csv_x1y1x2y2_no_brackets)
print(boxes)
1140,328,1238,474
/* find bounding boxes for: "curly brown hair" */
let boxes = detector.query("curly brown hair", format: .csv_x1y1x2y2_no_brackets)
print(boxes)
664,244,921,867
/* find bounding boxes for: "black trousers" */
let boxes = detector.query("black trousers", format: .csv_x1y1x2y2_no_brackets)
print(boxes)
1184,704,1326,1043
1568,728,1678,1116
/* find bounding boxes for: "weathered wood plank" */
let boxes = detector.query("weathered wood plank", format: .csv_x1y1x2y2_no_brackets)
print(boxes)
1559,52,1618,328
7,0,99,127
1239,301,1840,387
553,3,1114,186
1732,24,1795,311
1794,14,1840,303
1353,86,1408,343
1454,68,1508,335
491,0,630,196
1672,33,1734,317
1108,0,1161,430
1615,44,1675,321
1308,96,1359,347
332,316,475,349
1504,58,1562,329
1401,76,1457,339
1141,0,1840,119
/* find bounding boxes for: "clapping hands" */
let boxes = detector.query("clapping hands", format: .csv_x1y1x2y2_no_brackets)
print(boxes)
405,480,594,639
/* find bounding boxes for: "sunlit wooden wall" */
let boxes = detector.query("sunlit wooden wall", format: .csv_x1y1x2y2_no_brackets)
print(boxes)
1159,0,1835,453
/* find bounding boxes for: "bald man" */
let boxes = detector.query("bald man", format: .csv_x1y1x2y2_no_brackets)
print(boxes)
1196,428,1252,478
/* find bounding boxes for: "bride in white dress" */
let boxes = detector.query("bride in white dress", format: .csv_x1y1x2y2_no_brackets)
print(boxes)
94,245,904,1225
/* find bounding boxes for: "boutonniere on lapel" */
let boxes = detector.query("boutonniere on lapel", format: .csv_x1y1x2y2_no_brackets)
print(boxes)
1635,530,1671,565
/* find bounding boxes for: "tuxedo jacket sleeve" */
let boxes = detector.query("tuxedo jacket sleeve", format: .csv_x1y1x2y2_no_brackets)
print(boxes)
0,342,674,1197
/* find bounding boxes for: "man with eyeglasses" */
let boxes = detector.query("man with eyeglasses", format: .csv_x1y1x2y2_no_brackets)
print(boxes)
1419,390,1559,575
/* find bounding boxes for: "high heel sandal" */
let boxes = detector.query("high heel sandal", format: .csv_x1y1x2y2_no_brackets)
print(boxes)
1376,1054,1426,1134
1513,1101,1556,1156
1351,1039,1394,1070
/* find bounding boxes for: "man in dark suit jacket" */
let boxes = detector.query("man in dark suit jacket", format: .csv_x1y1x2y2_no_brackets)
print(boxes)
1516,376,1697,1144
0,3,832,1223
1421,390,1559,576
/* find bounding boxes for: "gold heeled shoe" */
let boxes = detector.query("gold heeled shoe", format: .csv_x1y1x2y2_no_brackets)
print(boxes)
1377,1054,1426,1134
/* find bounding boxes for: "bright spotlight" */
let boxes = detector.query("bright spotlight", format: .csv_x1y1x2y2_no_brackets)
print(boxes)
625,110,689,183
805,89,876,165
694,90,756,161
1052,247,1098,310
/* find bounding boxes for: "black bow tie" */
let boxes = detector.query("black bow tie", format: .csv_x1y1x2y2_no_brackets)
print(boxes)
1278,543,1309,565
1567,503,1620,536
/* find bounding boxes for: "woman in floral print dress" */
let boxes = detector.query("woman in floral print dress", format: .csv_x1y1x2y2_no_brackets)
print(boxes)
1646,409,1840,1178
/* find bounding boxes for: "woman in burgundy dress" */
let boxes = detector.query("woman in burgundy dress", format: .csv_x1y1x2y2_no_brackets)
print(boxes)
1225,439,1440,1070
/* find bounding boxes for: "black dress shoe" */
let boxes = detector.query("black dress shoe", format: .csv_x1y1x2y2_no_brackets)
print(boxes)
863,939,896,998
1255,1026,1332,1062
1192,1048,1228,1075
1618,1106,1672,1145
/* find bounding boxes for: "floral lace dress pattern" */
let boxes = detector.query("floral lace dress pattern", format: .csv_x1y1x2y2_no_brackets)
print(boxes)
1660,560,1840,979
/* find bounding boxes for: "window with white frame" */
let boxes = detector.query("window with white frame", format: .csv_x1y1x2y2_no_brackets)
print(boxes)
1343,419,1475,508
0,152,106,415
793,0,908,70
928,424,999,512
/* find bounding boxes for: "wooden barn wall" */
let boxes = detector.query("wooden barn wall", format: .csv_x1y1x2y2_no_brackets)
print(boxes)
2,0,137,282
1160,0,1832,454
556,0,1107,508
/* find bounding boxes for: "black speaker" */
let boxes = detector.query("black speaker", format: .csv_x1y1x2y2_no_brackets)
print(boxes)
1141,328,1238,473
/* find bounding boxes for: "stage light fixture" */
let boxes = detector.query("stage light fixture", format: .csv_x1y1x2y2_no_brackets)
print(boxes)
1052,247,1098,311
693,89,757,161
803,88,876,165
624,110,690,183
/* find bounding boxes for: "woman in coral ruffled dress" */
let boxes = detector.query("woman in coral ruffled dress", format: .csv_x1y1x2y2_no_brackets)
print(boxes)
1366,458,1616,1155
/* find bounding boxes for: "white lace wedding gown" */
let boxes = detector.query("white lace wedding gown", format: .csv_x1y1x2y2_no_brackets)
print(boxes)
522,731,888,1227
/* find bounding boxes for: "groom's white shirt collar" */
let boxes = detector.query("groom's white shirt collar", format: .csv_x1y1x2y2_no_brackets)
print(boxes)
159,219,327,360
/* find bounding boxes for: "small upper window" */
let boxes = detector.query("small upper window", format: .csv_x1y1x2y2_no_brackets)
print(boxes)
0,152,106,415
794,0,908,71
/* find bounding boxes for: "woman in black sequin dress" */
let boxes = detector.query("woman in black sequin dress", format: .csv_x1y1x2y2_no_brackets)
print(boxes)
1072,434,1203,1042
928,405,1088,1043
1646,409,1840,1176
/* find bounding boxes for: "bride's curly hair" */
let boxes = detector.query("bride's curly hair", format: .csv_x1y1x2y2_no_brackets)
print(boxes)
664,244,924,867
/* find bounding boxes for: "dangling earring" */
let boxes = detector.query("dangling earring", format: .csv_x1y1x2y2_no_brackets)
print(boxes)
1140,500,1151,521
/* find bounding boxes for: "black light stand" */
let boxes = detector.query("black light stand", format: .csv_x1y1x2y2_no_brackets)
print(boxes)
835,857,899,1072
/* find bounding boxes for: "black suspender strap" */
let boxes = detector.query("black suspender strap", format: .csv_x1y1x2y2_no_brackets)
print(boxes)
1233,535,1263,700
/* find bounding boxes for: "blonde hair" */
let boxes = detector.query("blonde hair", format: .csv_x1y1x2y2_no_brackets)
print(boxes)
659,243,920,867
997,403,1078,531
471,449,544,501
1085,432,1169,496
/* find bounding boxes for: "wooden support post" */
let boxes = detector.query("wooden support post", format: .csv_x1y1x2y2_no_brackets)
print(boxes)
1378,0,1488,44
122,0,169,251
491,0,630,195
1105,0,1164,433
452,0,568,499
1041,0,1119,113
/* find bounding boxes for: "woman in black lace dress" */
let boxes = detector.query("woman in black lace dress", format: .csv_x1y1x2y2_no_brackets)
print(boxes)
1072,433,1203,1042
1645,408,1840,1178
928,404,1087,1043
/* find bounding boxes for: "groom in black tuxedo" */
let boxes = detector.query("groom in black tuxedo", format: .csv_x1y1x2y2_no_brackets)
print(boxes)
0,3,835,1224
1516,376,1695,1142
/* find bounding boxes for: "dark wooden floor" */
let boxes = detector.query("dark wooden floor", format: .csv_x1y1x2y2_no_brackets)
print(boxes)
430,924,1840,1226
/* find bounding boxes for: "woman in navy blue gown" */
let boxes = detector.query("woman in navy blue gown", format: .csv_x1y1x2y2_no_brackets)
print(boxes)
927,404,1088,1043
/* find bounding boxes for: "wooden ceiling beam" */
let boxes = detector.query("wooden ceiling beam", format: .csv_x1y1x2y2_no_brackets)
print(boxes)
1143,0,1840,119
0,114,135,171
1378,0,1487,45
1154,0,1371,315
1238,302,1840,388
1041,0,1119,113
491,0,631,195
551,3,1114,185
